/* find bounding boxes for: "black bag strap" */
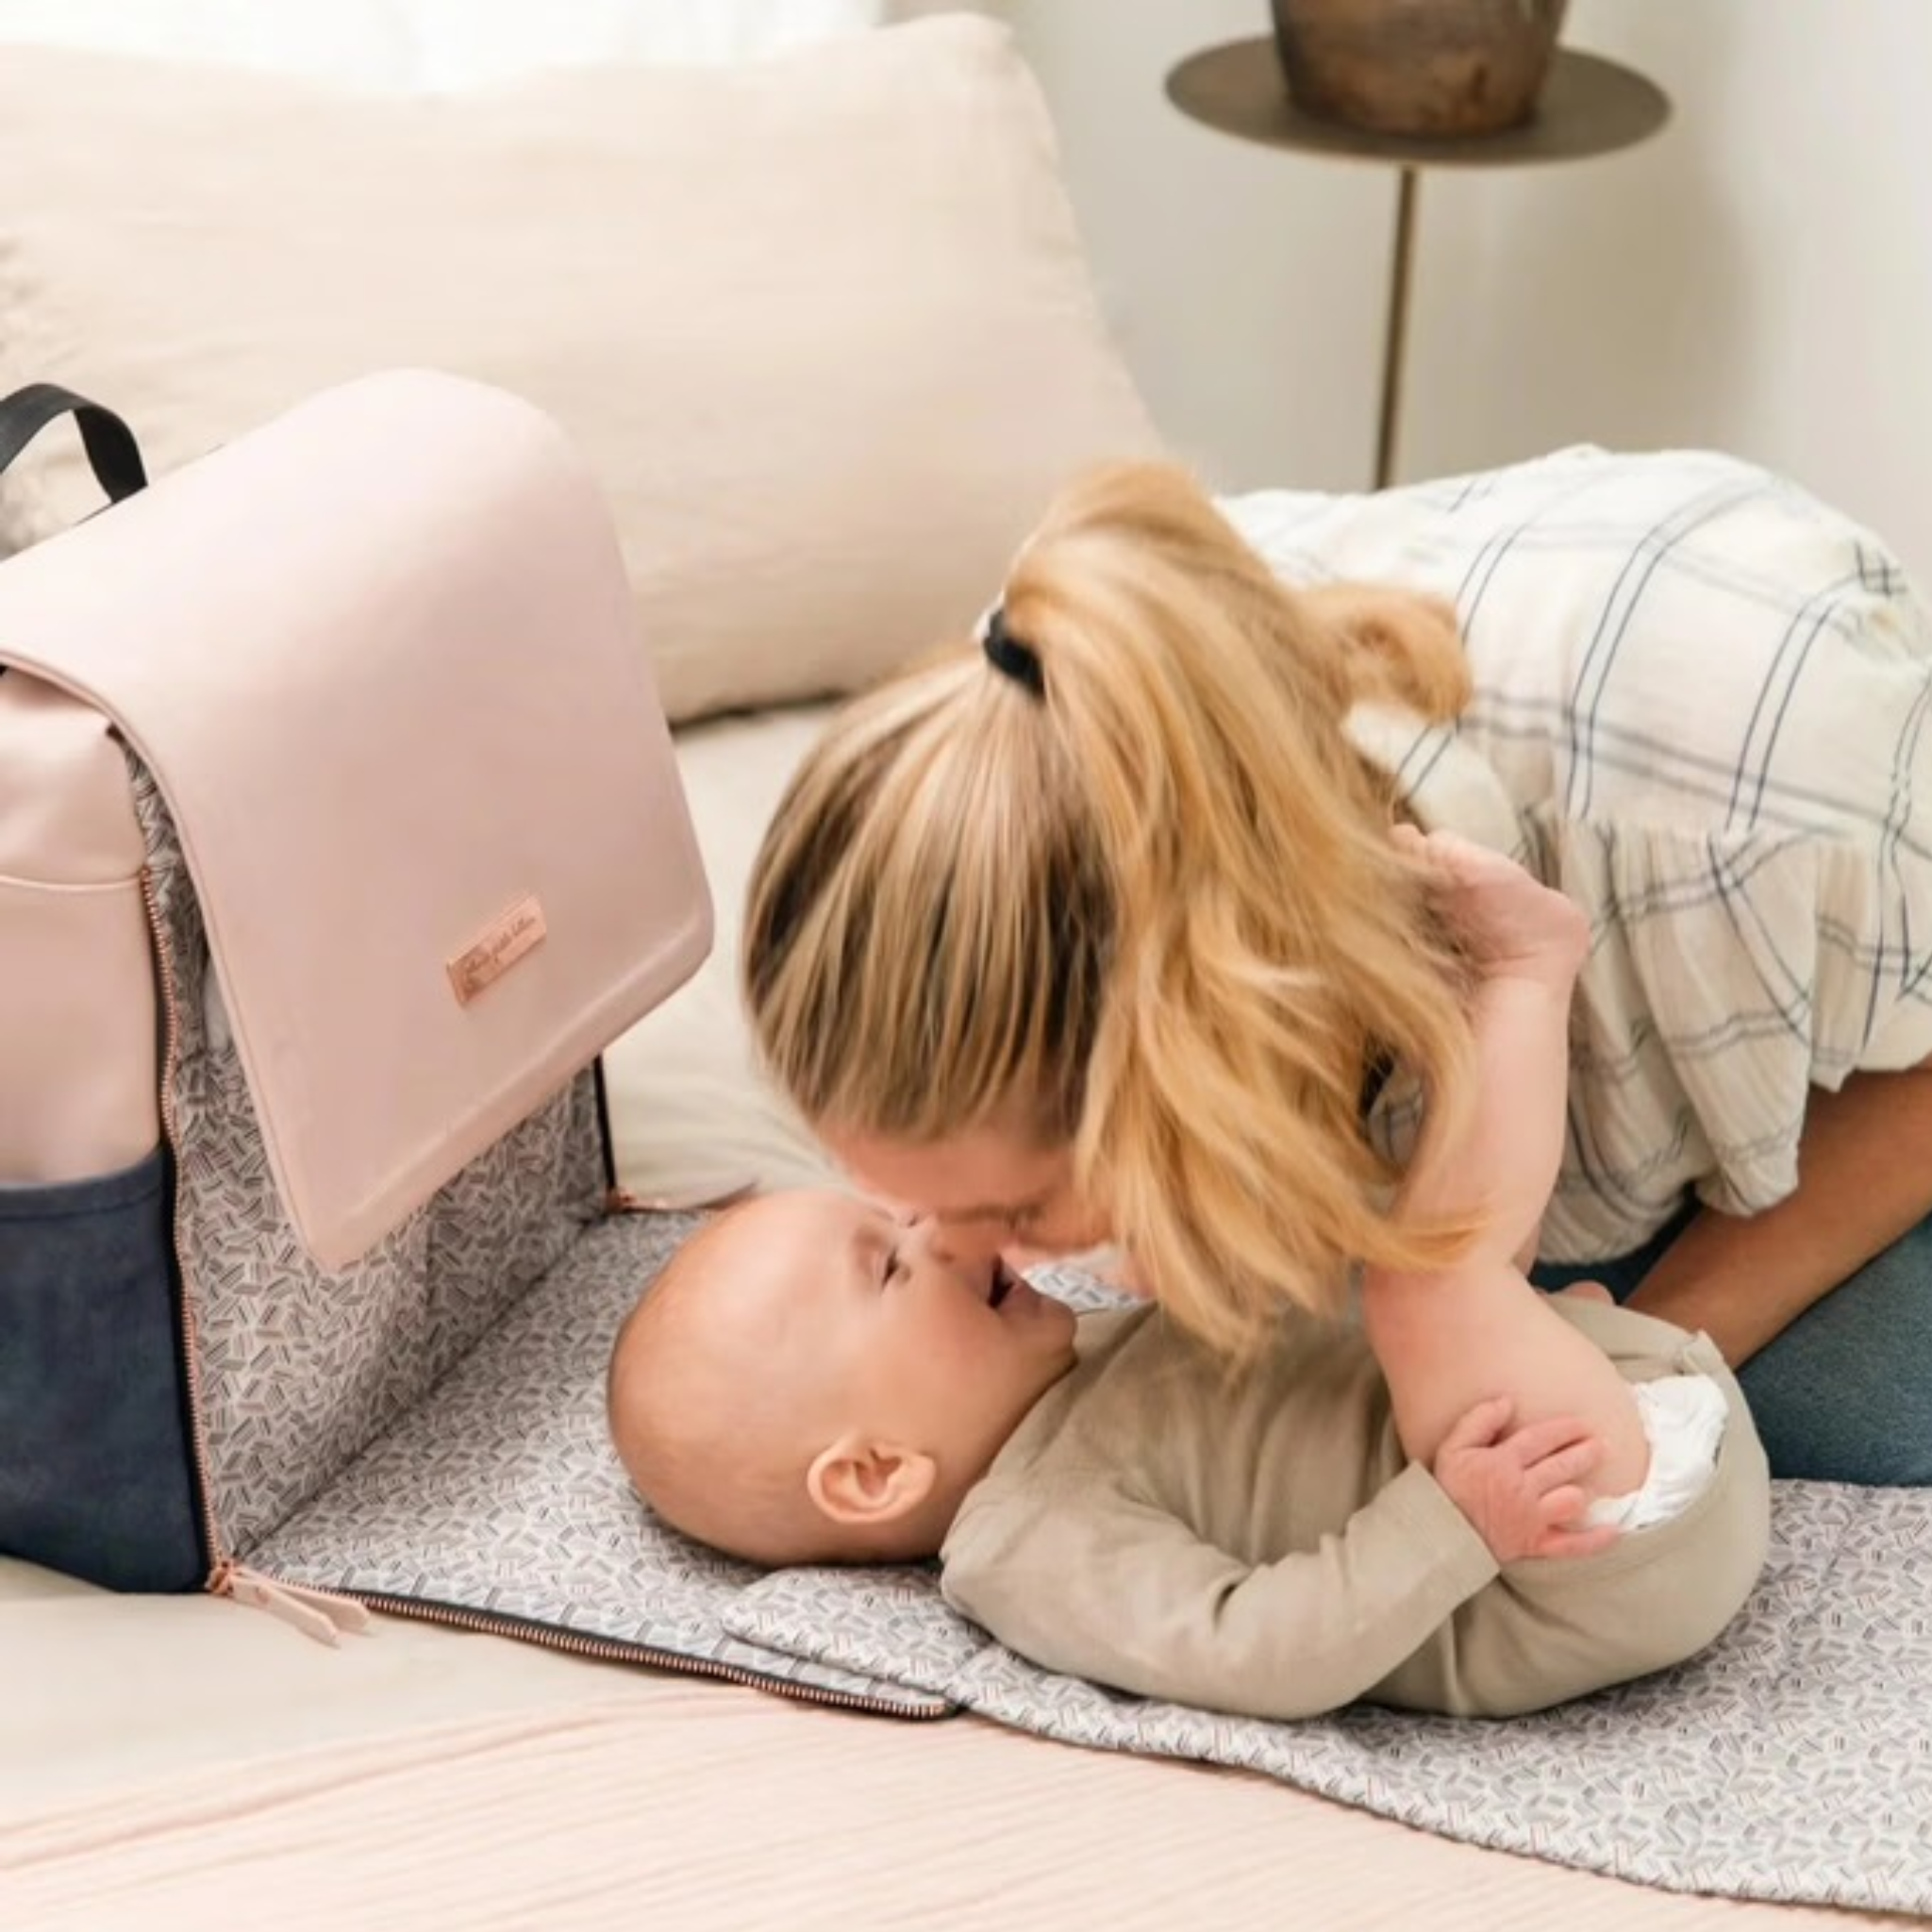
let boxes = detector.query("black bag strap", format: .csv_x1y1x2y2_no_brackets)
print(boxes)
0,383,148,505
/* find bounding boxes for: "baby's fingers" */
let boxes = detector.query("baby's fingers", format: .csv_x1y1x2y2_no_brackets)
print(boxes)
1404,826,1500,886
1502,1414,1598,1468
1530,1522,1622,1561
1536,1483,1591,1527
1524,1439,1604,1494
1439,1395,1515,1457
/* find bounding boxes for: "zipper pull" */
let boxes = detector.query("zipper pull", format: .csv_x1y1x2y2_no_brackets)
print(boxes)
214,1561,374,1647
605,1179,757,1216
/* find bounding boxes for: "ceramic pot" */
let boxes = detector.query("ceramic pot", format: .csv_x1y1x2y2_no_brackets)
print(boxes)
1270,0,1570,139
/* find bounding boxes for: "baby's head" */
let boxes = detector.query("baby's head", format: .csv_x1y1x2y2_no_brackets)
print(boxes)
607,1189,1078,1566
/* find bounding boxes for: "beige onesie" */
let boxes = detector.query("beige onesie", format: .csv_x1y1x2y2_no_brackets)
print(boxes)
941,1298,1770,1721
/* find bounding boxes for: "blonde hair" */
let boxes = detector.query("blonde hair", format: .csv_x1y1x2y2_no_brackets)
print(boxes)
744,462,1477,1356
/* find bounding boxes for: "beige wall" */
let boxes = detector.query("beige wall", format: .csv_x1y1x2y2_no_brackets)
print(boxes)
995,0,1932,579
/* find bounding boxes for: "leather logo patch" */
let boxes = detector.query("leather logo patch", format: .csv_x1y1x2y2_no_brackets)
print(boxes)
447,895,547,1006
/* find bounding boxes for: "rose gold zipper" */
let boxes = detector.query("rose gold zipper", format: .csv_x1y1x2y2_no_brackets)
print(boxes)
211,1558,374,1643
139,862,225,1583
346,1591,951,1722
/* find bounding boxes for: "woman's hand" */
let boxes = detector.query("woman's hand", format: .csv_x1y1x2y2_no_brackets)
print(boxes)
1431,1396,1622,1564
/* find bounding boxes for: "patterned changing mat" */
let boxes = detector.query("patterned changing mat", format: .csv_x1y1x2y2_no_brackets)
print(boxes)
257,1215,1932,1914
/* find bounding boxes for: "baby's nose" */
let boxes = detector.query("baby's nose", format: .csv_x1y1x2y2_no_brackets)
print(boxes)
912,1217,1004,1269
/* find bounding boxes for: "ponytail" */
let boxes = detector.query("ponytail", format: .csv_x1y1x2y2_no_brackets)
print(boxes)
745,461,1479,1355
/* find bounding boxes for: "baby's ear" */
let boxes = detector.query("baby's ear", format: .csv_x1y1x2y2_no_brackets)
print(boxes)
807,1436,937,1529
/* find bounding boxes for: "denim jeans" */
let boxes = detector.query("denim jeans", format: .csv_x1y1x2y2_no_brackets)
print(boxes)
1532,1208,1932,1487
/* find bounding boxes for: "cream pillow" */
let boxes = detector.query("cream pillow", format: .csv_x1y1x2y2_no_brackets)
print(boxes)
0,18,1158,723
0,0,884,88
603,706,841,1205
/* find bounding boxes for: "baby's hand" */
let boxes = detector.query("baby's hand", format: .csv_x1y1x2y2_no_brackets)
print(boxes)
1432,1396,1621,1564
1393,824,1588,991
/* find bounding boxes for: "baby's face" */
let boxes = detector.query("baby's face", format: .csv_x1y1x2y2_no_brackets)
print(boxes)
733,1189,1079,1484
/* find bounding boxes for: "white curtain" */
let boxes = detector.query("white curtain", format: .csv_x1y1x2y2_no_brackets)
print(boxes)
0,0,888,89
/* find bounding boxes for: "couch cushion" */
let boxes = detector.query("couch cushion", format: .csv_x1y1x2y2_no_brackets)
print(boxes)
0,17,1159,723
605,706,839,1203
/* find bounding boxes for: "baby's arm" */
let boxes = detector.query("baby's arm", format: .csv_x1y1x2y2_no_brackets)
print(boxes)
941,1473,1502,1724
1363,833,1651,1494
1391,826,1581,1257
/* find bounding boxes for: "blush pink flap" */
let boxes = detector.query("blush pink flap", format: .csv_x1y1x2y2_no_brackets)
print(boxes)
0,371,711,1268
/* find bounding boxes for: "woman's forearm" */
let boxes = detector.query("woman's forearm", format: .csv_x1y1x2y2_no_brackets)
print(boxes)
1626,1060,1932,1364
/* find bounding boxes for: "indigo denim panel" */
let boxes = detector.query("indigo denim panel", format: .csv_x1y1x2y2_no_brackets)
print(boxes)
0,1150,206,1590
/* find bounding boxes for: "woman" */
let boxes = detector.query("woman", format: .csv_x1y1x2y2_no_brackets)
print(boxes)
742,459,1932,1484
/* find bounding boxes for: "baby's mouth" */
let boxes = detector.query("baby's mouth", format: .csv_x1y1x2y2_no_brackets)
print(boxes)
988,1259,1016,1309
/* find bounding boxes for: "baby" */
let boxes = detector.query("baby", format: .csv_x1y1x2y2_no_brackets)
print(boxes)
608,837,1771,1721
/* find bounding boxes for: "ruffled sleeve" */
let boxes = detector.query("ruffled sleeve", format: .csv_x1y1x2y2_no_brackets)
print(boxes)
1532,808,1932,1259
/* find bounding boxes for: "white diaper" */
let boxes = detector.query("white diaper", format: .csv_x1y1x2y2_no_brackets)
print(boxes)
1583,1374,1729,1532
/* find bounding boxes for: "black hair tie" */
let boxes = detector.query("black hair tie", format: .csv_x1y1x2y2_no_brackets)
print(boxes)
982,606,1045,698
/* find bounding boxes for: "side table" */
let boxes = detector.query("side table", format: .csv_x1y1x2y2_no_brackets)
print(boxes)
1165,41,1671,490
